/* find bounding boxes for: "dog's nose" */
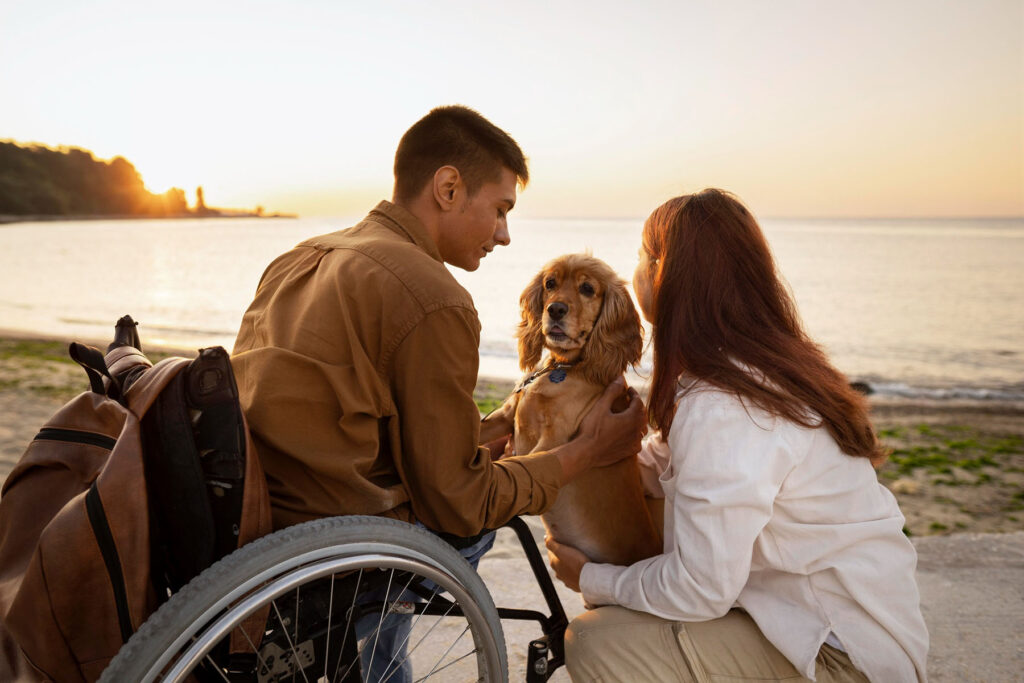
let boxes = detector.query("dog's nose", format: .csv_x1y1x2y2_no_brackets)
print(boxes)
547,302,568,320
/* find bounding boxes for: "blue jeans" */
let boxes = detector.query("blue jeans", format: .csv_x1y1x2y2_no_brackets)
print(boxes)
355,526,496,682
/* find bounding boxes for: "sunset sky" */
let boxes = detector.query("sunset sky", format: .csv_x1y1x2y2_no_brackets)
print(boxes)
2,0,1021,218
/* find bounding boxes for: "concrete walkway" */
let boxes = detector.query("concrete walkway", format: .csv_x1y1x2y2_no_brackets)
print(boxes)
479,528,1024,682
913,531,1024,682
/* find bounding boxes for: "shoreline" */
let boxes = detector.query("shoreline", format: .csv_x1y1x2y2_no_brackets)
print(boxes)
3,325,1021,407
0,213,297,225
1,334,1021,538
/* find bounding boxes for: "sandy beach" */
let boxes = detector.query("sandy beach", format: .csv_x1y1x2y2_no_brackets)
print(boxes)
3,333,1021,538
2,334,1022,679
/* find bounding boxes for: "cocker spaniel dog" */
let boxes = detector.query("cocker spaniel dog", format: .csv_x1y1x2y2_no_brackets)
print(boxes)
481,254,661,565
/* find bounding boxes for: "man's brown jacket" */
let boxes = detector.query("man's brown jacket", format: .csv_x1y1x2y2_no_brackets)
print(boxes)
232,201,562,534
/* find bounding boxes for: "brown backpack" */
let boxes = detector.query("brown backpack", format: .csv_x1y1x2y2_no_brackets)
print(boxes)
0,323,272,682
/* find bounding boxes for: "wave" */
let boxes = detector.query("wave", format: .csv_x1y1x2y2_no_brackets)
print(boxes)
864,381,1024,402
57,317,237,338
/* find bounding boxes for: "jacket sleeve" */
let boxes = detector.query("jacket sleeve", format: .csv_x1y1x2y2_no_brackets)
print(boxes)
389,305,563,536
580,392,802,620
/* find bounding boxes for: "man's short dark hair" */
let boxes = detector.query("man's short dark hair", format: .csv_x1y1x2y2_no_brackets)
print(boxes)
393,105,529,203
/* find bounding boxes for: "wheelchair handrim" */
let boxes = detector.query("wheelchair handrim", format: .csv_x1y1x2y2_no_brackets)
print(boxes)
146,547,502,682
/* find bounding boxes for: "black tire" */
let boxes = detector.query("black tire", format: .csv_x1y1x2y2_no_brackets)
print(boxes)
100,515,508,682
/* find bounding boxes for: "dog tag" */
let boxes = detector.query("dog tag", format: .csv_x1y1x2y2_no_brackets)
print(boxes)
549,368,567,383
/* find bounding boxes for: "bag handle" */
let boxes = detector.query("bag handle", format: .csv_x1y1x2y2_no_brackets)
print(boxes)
69,342,113,395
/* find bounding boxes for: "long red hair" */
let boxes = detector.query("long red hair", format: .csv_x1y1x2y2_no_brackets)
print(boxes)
644,190,886,466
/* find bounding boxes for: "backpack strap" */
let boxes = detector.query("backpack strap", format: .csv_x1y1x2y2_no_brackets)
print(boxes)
105,345,153,395
84,482,134,644
69,342,113,396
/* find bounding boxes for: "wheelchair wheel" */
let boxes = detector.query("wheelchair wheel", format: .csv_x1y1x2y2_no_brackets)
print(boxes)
100,515,507,682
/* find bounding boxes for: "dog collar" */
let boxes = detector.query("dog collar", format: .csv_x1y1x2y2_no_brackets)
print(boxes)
514,361,575,394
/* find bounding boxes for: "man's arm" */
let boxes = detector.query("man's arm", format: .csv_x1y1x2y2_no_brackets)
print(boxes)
387,307,643,536
389,306,563,536
391,306,647,536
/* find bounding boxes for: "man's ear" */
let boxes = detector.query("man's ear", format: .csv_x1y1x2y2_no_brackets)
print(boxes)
432,165,462,211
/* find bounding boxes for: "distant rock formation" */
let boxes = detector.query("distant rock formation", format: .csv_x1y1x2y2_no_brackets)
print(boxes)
850,381,874,395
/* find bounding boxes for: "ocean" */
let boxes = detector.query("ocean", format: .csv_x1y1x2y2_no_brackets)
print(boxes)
1,214,1021,401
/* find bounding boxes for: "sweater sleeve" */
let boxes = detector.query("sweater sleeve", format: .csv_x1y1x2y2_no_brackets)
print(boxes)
580,391,802,620
389,305,562,537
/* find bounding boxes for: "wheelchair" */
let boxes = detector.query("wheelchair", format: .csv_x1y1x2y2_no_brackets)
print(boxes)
77,317,566,682
100,513,571,682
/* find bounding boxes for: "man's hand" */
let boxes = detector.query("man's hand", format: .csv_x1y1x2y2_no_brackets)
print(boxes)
578,377,647,468
482,434,511,460
479,394,517,446
545,535,590,593
556,377,647,482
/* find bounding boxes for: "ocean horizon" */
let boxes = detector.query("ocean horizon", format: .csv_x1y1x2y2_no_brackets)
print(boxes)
2,214,1022,401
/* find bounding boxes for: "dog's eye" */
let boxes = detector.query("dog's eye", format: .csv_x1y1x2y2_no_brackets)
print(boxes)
544,278,556,290
580,282,595,297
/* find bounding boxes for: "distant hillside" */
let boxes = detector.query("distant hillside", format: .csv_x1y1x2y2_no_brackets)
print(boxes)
0,141,193,218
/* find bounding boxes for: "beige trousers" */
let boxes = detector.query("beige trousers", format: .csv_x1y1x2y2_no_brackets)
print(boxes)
565,607,869,683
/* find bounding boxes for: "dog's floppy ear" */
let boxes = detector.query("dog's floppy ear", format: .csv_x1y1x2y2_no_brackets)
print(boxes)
517,270,546,371
580,275,643,386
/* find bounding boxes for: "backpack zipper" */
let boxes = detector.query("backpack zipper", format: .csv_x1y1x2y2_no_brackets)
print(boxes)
34,427,117,450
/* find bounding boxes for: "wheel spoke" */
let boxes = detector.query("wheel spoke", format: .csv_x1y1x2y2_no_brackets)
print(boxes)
235,620,273,677
383,596,460,679
293,584,301,683
418,624,472,681
270,598,312,683
202,654,233,682
412,649,478,682
322,573,336,683
365,569,395,677
377,585,442,683
331,568,363,683
99,517,506,683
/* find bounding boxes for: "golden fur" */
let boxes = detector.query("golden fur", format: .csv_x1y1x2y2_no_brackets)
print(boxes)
482,254,661,565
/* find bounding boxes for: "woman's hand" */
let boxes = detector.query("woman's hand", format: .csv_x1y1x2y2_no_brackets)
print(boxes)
545,535,591,593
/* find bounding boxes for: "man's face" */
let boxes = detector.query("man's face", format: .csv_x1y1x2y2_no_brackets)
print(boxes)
437,167,516,271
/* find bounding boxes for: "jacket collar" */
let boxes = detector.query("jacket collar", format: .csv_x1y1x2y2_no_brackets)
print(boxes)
368,200,442,264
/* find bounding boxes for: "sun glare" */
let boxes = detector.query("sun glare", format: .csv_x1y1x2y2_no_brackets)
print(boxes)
125,146,202,201
2,2,1019,218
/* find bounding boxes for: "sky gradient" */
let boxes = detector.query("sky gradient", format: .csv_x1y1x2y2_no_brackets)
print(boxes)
2,0,1021,218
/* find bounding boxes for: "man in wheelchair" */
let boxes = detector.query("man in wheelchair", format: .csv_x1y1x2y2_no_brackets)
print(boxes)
229,105,647,681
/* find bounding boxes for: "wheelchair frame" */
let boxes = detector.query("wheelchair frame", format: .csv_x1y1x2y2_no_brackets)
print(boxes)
494,517,570,682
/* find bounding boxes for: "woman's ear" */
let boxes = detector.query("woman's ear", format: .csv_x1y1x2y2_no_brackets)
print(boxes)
517,271,546,371
581,277,643,385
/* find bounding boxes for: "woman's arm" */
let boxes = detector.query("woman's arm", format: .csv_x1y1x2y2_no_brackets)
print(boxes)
558,391,803,621
637,435,671,498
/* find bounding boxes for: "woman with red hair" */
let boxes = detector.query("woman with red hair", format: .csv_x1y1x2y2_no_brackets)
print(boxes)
547,190,928,682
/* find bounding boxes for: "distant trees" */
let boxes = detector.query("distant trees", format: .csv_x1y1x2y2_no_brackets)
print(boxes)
0,141,191,217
